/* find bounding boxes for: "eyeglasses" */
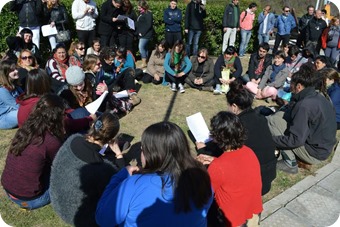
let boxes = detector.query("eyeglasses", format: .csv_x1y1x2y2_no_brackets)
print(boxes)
285,10,290,12
197,55,206,59
21,56,33,60
77,47,85,50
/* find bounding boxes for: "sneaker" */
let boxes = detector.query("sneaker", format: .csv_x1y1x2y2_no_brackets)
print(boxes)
277,160,298,174
171,83,177,92
179,83,185,93
213,84,222,95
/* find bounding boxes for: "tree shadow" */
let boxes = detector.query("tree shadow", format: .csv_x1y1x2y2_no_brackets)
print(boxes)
163,91,178,122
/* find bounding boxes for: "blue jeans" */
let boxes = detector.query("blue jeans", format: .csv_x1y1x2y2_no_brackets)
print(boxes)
186,30,202,56
139,38,149,59
0,109,18,129
239,29,252,56
6,189,50,210
258,33,270,44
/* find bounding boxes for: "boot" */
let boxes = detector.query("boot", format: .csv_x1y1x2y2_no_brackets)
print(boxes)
141,58,147,68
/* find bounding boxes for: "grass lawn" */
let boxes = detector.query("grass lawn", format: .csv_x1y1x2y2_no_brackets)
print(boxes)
0,56,338,226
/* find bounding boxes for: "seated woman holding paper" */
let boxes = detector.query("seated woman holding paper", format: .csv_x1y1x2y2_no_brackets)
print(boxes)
213,46,242,95
43,0,69,50
50,112,126,226
245,51,289,100
185,48,215,91
164,40,192,93
196,112,262,227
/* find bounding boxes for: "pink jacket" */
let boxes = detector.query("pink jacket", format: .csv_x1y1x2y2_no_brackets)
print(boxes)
240,9,255,30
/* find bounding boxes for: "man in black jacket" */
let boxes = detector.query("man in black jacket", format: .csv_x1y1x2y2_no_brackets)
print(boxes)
305,9,327,54
221,0,240,54
184,0,206,56
98,0,124,47
10,0,43,48
296,5,314,48
267,65,337,174
243,42,272,83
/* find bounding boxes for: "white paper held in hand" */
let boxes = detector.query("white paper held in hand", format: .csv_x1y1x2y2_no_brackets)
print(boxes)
41,25,58,37
85,91,108,114
186,112,212,143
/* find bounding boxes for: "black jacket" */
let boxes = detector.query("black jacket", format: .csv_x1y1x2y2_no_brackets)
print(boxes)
305,17,327,42
98,0,124,35
298,13,313,32
214,54,243,79
273,87,337,161
135,11,154,39
239,108,277,195
10,0,43,27
43,4,69,31
247,53,273,80
185,0,206,30
222,3,240,28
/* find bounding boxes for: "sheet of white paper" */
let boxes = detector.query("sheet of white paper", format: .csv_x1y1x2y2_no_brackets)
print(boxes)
41,25,57,37
113,90,129,99
85,91,108,114
117,15,135,30
186,112,212,143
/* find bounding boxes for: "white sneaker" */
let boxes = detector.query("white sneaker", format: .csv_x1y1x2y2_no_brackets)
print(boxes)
213,84,222,95
179,83,185,93
171,83,177,92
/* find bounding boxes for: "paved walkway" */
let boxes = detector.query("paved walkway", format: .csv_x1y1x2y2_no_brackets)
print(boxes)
261,143,340,227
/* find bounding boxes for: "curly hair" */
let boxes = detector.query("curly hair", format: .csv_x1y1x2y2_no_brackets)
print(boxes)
86,112,120,145
9,94,65,156
210,111,246,151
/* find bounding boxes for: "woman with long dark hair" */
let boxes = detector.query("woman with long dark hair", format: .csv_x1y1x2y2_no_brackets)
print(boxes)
0,60,23,129
96,121,213,226
1,94,65,209
164,40,192,93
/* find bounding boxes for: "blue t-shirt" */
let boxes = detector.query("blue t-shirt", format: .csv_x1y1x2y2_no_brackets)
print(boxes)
96,168,213,227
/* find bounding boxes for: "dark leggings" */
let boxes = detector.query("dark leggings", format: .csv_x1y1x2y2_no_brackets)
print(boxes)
76,29,96,50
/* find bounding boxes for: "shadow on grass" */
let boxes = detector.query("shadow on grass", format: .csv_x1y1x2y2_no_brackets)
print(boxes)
163,91,178,122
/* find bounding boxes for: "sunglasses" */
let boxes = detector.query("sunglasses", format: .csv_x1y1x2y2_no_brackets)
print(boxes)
285,10,290,12
197,55,206,59
77,47,85,50
21,56,33,60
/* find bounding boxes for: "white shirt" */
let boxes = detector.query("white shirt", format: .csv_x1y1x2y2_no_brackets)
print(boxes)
72,0,98,31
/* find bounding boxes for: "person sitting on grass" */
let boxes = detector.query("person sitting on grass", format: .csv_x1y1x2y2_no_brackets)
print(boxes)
196,111,262,226
184,47,215,91
143,39,168,85
245,51,289,101
266,66,337,174
164,40,192,93
1,94,65,210
68,41,86,67
213,46,242,95
96,121,213,226
50,112,125,226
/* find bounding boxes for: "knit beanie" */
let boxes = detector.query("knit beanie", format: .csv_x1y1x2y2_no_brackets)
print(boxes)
65,66,85,85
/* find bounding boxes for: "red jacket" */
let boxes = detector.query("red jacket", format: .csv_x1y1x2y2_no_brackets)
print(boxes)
321,26,340,49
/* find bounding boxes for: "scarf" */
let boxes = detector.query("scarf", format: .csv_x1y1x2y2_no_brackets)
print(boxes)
255,58,264,76
224,56,236,73
53,53,69,79
270,64,285,82
173,52,182,73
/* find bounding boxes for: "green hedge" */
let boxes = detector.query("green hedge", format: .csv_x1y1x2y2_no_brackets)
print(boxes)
0,0,259,57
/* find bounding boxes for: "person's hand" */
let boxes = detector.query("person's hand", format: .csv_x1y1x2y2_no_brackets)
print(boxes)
223,27,227,33
226,77,235,84
126,165,140,175
177,72,185,77
89,113,97,122
112,17,118,22
196,154,214,165
185,29,188,33
108,140,123,159
237,28,240,31
195,142,206,149
154,73,160,81
50,21,55,27
96,81,108,93
219,78,228,84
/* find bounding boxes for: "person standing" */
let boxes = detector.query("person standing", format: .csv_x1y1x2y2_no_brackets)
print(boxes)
163,0,182,49
296,5,314,48
135,0,154,68
257,5,275,44
10,0,43,48
72,0,98,50
98,0,124,48
221,0,240,54
321,17,340,66
305,10,327,54
272,6,296,54
238,2,257,57
184,0,206,56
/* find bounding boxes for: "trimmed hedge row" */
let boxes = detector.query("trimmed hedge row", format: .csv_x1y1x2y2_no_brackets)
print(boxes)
0,0,258,57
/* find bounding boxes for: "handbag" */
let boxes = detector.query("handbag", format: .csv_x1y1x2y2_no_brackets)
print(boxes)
56,23,70,43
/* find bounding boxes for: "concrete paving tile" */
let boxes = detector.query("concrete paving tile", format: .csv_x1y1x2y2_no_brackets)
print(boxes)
317,169,340,197
261,208,308,227
285,186,340,227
